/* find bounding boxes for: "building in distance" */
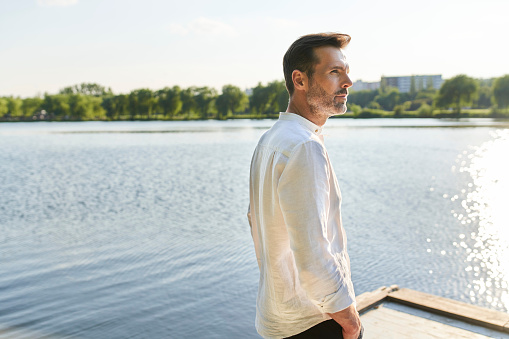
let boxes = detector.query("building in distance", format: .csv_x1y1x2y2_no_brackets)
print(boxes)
352,80,381,91
381,75,443,93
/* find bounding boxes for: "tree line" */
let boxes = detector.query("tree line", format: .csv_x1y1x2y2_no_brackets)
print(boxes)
1,74,509,121
0,81,288,121
348,74,509,118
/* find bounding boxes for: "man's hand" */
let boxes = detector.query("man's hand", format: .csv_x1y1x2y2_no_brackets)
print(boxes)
327,304,362,339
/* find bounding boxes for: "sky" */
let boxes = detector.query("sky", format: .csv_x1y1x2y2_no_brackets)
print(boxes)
1,0,508,97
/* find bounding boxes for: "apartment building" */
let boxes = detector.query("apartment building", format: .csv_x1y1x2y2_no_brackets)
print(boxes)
381,75,443,93
352,80,381,91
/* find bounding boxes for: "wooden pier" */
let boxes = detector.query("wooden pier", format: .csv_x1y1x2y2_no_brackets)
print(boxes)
357,286,509,338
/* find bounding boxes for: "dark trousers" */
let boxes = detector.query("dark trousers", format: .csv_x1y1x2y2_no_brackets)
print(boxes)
284,320,364,339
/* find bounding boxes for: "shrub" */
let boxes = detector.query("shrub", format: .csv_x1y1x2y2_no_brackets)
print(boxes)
418,103,433,117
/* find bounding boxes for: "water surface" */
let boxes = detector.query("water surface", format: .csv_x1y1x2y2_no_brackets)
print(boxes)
1,118,508,338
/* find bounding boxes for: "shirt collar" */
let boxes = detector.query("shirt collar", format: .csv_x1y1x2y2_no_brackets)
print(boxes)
279,112,323,135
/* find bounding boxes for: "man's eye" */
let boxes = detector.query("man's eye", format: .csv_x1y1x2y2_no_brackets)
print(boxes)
331,70,338,74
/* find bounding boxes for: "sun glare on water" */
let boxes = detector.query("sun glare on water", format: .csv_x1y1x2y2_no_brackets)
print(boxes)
455,129,509,310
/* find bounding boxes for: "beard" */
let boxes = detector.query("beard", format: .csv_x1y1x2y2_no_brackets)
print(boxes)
306,79,348,117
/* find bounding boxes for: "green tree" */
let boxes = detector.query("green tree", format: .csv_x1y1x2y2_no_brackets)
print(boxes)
473,85,492,109
493,75,509,110
368,101,381,110
60,83,111,96
348,89,378,108
69,94,92,120
436,75,478,116
89,96,106,119
415,88,437,102
393,101,411,118
417,103,433,117
67,94,105,120
101,95,116,120
393,105,404,118
266,80,288,113
134,89,155,119
348,103,362,116
276,88,289,112
42,94,71,118
194,87,217,120
114,94,129,119
157,86,182,119
180,87,197,118
215,84,248,119
375,87,400,111
22,97,43,117
7,97,23,117
0,98,9,117
128,91,139,120
250,83,271,115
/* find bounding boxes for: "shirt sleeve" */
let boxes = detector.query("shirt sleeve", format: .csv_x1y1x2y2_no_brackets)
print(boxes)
277,140,355,314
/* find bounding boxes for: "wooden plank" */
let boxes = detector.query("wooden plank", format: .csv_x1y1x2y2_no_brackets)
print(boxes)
361,305,497,339
386,288,509,334
356,285,398,313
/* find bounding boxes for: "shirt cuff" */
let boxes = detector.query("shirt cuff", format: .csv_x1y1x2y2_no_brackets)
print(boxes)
317,282,356,314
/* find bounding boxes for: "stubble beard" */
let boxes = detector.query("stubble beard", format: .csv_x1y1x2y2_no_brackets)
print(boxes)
306,79,347,118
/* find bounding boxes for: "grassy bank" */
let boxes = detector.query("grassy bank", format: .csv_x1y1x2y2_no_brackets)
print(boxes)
2,108,509,122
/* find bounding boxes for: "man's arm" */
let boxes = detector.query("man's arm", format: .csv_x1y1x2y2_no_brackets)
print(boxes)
278,140,360,327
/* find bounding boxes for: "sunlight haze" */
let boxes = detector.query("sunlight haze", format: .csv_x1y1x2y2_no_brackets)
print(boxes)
0,0,507,97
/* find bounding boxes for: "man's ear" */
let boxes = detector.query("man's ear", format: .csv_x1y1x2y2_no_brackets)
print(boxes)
292,70,308,92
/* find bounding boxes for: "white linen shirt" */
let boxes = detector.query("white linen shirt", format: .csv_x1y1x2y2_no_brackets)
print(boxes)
248,112,356,339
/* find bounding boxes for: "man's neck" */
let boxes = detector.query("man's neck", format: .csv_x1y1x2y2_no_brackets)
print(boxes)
286,100,327,127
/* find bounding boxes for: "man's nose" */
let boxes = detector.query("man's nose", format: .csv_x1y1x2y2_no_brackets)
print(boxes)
342,75,353,88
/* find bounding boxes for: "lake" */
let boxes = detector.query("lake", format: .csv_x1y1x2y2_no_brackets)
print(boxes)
1,118,508,338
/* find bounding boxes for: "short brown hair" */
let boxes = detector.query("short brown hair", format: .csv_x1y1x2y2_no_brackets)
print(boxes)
283,33,351,96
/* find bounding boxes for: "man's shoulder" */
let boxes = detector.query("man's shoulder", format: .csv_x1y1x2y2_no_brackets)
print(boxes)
258,119,322,157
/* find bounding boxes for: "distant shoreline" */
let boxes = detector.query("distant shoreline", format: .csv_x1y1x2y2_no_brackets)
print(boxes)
2,109,508,123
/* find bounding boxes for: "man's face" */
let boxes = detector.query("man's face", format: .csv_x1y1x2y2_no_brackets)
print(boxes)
306,46,352,117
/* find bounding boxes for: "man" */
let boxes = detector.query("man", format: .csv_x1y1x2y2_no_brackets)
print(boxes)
247,33,362,339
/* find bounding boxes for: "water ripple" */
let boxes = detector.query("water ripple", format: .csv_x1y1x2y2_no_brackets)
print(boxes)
1,121,507,338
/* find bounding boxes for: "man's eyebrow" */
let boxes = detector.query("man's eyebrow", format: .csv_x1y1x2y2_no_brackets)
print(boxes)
331,64,350,72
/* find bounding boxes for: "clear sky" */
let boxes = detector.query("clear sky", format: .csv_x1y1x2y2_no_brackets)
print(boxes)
1,0,507,97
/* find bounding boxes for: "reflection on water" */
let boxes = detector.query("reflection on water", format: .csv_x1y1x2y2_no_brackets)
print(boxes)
454,130,509,310
1,120,509,338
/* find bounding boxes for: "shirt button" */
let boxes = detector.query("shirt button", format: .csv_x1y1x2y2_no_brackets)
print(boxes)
315,129,318,133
